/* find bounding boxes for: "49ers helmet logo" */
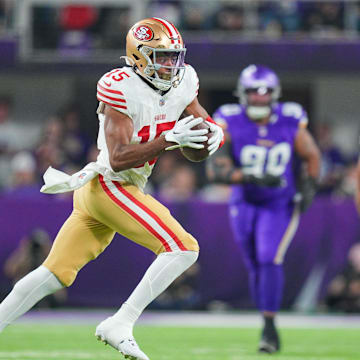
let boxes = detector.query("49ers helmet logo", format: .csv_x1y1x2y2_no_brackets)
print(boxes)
133,25,154,42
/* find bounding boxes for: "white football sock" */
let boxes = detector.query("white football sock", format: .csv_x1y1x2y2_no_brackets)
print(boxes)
0,265,63,332
113,251,198,326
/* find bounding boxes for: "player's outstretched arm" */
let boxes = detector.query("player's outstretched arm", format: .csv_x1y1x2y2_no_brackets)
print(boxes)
294,127,321,212
104,105,171,171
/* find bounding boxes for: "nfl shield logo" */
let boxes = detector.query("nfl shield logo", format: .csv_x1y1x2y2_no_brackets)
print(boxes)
159,98,165,106
259,126,267,137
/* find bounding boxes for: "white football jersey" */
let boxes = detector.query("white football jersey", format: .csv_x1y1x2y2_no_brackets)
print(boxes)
96,64,199,190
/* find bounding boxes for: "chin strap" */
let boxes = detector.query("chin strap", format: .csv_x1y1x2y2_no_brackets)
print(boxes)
205,116,225,148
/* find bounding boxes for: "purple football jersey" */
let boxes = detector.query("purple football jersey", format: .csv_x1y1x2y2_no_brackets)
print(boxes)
213,102,308,204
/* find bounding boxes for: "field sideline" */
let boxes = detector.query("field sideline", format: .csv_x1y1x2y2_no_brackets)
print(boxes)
1,310,359,360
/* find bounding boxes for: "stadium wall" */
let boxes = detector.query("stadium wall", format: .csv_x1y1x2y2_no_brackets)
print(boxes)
0,195,358,310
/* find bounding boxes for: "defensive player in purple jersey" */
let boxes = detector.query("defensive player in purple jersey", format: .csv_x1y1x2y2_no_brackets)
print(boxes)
207,65,321,353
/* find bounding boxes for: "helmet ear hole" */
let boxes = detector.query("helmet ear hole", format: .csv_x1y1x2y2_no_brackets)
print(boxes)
133,54,139,60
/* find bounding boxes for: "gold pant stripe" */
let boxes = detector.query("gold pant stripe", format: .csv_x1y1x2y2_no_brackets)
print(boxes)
100,175,186,252
274,204,300,265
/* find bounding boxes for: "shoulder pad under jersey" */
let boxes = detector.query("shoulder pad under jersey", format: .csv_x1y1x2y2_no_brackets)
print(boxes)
280,102,308,128
97,68,134,117
182,64,199,105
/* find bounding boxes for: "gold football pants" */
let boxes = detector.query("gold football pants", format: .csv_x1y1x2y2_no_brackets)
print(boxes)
43,175,199,286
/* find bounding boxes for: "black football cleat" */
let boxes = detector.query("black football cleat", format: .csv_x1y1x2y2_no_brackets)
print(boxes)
258,323,280,354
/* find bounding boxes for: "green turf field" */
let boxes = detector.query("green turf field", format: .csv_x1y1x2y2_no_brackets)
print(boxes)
0,324,359,360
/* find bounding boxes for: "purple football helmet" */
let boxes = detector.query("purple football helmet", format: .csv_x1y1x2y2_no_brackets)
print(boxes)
235,65,281,120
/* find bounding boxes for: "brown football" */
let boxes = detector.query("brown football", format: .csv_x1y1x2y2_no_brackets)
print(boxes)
181,121,212,162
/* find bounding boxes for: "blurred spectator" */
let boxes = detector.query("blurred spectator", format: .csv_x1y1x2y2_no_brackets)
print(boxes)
60,106,92,167
214,4,244,31
32,6,59,49
348,2,360,33
180,1,219,30
0,0,14,33
325,242,360,313
150,263,202,310
58,4,98,55
4,151,41,197
150,151,179,192
35,117,66,176
303,2,344,36
315,123,346,194
0,96,41,188
182,5,207,31
4,228,67,307
157,164,198,202
336,161,358,198
147,0,181,27
86,143,100,163
4,229,52,284
0,96,42,152
94,7,131,50
259,0,301,37
200,183,231,203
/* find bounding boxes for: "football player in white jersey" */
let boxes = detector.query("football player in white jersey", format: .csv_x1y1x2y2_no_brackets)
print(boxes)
0,18,223,360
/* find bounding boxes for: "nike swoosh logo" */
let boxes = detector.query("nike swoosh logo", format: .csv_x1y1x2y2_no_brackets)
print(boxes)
103,81,111,87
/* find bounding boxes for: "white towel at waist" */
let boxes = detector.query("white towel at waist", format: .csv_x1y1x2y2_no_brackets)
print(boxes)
40,162,107,194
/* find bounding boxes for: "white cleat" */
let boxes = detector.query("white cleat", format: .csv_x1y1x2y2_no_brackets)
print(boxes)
95,317,149,360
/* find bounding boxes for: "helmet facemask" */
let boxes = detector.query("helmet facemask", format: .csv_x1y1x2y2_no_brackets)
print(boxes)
140,46,186,91
236,64,281,121
241,86,280,121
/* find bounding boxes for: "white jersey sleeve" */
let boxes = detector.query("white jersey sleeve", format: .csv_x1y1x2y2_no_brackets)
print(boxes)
182,64,199,106
96,68,136,119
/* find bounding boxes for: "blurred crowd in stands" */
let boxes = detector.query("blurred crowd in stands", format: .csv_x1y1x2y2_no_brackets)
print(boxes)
0,93,358,204
152,0,355,36
3,1,360,50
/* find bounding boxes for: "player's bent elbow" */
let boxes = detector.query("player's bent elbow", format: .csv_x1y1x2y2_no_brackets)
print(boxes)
109,159,127,173
110,162,122,173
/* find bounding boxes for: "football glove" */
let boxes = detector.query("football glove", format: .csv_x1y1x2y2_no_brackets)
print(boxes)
206,121,224,156
242,173,283,187
165,115,209,151
296,176,318,213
